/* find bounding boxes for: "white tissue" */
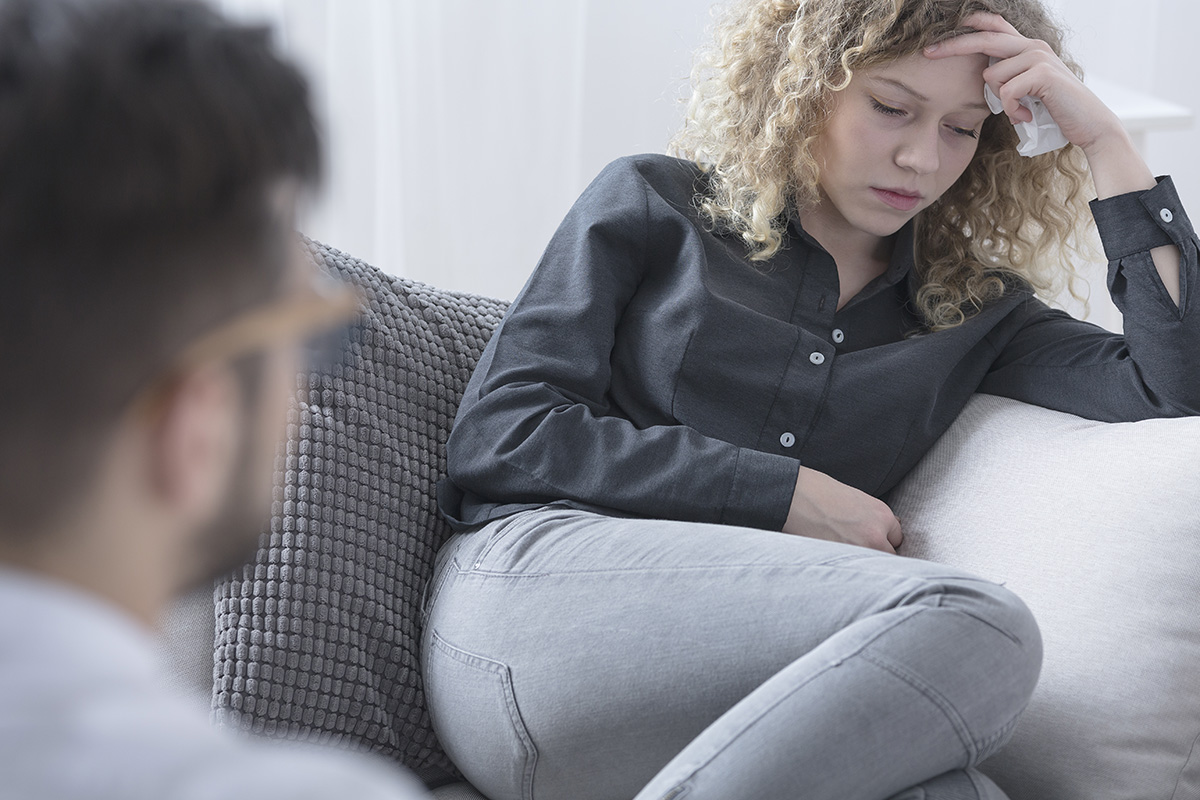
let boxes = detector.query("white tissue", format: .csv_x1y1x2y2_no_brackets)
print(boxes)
983,65,1069,157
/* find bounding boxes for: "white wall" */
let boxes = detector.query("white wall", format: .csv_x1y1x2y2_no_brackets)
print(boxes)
218,0,711,301
1048,0,1198,206
1025,0,1197,329
220,0,1197,316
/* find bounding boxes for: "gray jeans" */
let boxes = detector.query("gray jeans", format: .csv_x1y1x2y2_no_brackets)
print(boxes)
421,508,1040,800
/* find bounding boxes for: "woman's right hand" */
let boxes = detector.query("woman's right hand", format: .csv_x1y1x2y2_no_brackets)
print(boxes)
783,466,903,553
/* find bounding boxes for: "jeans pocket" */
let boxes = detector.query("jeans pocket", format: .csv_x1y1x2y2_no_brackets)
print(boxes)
424,629,538,800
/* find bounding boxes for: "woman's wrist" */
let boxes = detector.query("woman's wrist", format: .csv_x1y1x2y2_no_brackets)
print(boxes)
1080,121,1157,201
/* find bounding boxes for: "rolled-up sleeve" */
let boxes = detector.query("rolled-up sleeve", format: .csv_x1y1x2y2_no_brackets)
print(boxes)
442,158,800,531
979,176,1200,420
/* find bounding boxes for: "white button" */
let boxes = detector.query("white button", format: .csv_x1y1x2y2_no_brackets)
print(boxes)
1161,208,1174,223
832,329,845,344
809,351,826,365
780,432,796,448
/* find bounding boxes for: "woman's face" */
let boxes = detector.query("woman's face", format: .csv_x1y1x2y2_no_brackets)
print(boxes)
808,51,992,248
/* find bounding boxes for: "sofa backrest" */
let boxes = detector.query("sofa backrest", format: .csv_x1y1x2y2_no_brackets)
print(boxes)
210,240,508,781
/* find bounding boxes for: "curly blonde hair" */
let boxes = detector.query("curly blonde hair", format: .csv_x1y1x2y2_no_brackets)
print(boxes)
672,0,1097,330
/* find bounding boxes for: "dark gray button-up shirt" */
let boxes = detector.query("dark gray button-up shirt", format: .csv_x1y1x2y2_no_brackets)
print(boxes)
440,154,1199,532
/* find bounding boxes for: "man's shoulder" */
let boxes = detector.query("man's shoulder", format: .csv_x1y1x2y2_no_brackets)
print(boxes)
0,569,428,799
0,677,428,799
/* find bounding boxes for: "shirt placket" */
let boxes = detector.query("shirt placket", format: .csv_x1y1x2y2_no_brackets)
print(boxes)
760,246,841,457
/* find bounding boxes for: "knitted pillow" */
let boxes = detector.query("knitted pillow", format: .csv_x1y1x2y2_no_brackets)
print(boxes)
212,240,508,781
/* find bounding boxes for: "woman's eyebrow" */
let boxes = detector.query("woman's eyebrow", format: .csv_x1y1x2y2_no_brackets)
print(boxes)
872,76,992,111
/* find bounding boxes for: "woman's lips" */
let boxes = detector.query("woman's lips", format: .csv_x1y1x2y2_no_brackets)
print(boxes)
871,187,922,212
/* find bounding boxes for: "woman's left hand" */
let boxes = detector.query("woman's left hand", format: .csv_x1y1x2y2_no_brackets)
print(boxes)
925,10,1164,209
928,12,1180,306
924,11,1123,157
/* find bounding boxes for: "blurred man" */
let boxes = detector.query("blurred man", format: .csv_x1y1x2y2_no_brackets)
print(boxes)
0,0,429,797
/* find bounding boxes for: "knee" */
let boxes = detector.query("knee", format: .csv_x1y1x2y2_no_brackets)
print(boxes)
937,579,1043,741
948,578,1040,648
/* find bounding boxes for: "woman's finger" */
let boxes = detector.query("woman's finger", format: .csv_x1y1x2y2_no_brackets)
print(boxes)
993,63,1051,122
928,12,1123,153
924,29,1024,60
982,48,1042,86
924,12,1028,60
983,49,1053,121
958,10,1023,37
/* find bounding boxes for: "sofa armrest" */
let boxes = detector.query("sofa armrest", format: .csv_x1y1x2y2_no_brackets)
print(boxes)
889,393,1200,800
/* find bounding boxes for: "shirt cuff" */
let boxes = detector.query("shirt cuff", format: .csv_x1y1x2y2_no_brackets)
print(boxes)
720,446,801,531
1090,175,1195,260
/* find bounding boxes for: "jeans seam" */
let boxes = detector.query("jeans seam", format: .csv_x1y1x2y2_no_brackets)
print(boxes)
461,561,1010,582
975,709,1024,757
657,603,1017,796
420,554,457,625
965,769,986,797
859,650,977,762
653,605,931,791
860,612,1029,765
428,631,540,800
471,511,537,569
653,656,848,794
953,608,1024,646
1170,725,1200,799
862,650,1028,766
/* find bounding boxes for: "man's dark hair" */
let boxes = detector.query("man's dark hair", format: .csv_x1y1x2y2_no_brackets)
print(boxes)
0,0,321,534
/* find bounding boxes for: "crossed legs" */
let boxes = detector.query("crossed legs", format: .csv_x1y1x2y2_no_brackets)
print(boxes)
422,508,1041,800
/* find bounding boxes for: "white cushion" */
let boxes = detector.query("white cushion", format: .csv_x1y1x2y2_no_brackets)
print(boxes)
890,394,1200,799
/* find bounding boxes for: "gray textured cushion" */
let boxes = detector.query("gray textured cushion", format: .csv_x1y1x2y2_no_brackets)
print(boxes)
891,393,1200,800
212,240,507,778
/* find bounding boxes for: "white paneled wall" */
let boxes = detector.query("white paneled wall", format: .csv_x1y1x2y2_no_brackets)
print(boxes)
218,0,710,301
219,0,1197,317
1055,0,1199,211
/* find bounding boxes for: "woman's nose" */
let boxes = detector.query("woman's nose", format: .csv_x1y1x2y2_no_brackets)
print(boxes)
895,126,941,175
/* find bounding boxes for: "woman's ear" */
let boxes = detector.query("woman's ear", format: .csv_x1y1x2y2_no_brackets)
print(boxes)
145,363,242,524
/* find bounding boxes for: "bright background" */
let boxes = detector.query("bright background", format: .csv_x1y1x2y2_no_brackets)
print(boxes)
218,0,1197,330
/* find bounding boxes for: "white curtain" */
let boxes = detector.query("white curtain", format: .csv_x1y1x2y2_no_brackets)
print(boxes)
217,0,711,302
217,0,1197,327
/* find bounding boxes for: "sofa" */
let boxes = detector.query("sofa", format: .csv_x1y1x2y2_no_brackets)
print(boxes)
157,240,1200,800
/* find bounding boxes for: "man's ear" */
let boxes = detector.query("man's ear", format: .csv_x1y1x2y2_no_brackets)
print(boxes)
145,364,241,522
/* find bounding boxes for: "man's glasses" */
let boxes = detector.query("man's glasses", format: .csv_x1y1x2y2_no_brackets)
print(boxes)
135,264,361,415
173,270,359,373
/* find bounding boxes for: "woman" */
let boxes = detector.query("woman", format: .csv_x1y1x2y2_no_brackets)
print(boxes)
424,1,1199,798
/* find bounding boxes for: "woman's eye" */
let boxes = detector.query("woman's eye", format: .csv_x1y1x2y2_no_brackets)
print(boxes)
871,96,978,138
869,97,905,117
